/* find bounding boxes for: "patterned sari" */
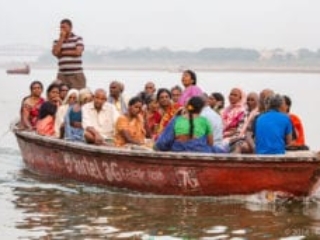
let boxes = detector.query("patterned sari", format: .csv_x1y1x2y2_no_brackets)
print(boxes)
20,97,45,129
222,104,246,138
157,103,180,135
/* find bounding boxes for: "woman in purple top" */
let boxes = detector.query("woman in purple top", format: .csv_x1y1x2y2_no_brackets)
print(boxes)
178,70,203,106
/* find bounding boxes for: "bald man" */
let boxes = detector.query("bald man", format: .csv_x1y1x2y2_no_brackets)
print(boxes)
82,89,119,145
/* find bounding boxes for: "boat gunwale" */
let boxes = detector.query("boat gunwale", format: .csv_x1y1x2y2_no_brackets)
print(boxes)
14,130,320,163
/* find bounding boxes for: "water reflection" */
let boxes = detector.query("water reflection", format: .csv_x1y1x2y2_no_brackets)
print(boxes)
6,169,320,239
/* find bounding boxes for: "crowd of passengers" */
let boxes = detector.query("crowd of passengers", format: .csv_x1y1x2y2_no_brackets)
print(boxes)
18,69,309,155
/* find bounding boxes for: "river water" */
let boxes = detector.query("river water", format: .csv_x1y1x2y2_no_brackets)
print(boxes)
1,68,320,239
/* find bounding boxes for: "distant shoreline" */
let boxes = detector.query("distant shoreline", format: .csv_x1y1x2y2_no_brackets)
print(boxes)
2,64,320,74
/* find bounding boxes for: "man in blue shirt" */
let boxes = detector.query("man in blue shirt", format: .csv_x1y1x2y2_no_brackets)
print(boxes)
255,94,292,154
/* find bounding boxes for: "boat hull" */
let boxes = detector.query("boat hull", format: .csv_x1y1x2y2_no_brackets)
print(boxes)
15,131,320,196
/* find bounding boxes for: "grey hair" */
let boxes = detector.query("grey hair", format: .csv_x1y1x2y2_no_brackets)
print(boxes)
265,94,283,110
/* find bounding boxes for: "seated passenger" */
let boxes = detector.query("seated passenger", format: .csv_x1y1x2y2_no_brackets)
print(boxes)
155,96,214,153
19,81,45,130
200,94,229,153
107,81,128,114
143,94,161,139
171,85,182,104
36,83,60,136
254,94,292,154
54,89,79,138
64,88,93,141
281,95,308,150
233,92,259,153
208,92,225,114
222,88,246,140
58,83,70,103
156,88,181,136
82,89,119,145
114,97,146,147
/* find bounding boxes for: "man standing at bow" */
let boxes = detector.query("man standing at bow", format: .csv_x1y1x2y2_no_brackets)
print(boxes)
52,19,86,90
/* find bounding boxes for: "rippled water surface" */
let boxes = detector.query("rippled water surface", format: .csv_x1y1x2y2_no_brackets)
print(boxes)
1,69,320,239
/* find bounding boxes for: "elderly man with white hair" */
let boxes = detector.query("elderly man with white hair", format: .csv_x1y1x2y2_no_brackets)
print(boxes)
82,89,119,145
254,94,292,154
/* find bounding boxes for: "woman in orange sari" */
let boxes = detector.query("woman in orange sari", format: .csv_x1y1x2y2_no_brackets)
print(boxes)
281,95,308,149
20,81,45,130
114,97,146,147
156,88,181,135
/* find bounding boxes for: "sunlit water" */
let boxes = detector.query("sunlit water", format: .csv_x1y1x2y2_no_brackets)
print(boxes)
1,68,320,239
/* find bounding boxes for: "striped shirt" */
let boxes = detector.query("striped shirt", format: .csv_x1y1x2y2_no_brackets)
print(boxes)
53,33,84,74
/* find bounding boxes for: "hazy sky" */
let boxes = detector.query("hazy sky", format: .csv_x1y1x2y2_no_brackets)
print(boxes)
1,0,320,51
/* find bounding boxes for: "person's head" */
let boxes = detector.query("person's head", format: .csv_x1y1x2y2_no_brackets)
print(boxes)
59,83,70,101
185,96,205,139
265,94,284,111
79,88,93,105
259,88,274,112
186,96,205,114
109,81,122,98
156,88,172,108
29,81,43,97
93,89,107,111
281,95,292,113
171,85,182,103
144,82,156,95
145,94,158,111
181,70,197,87
209,92,225,110
60,18,72,35
128,96,143,117
246,92,259,111
46,83,60,103
228,88,243,105
62,89,79,105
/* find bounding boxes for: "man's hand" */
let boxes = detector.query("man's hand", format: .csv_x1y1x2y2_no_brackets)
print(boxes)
59,30,67,40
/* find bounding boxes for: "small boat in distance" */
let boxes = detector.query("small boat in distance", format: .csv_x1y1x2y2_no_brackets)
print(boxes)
6,64,30,75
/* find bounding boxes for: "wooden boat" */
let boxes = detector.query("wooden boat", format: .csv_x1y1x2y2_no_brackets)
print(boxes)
6,64,30,74
14,130,320,197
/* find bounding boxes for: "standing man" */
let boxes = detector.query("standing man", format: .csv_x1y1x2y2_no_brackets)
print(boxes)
52,19,86,90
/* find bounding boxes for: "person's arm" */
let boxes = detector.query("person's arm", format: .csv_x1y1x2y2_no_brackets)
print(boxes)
285,117,293,146
21,104,32,130
52,30,67,57
120,129,143,145
285,133,293,146
207,133,214,146
59,44,84,57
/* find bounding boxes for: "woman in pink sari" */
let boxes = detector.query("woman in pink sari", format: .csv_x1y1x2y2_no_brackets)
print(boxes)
20,81,45,130
178,70,203,106
233,92,259,153
222,88,246,141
